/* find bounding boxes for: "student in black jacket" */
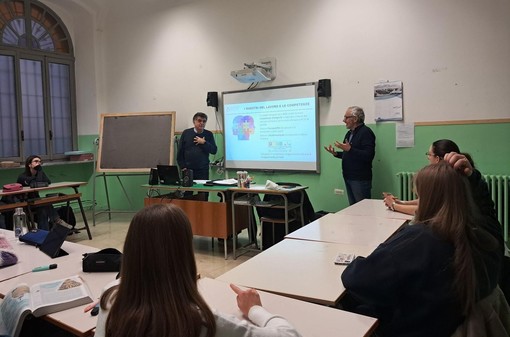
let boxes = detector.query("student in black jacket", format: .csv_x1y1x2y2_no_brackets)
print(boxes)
324,106,376,205
341,156,503,337
16,155,63,230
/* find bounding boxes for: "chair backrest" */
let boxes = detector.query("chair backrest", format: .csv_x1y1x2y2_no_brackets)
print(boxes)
256,182,316,225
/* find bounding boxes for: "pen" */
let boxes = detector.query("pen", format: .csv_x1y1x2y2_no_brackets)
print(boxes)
32,264,57,272
84,299,100,313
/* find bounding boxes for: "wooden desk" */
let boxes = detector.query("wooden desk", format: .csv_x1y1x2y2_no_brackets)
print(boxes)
337,199,414,221
200,277,377,337
230,185,306,259
285,212,408,246
143,184,250,259
0,182,92,239
217,239,374,306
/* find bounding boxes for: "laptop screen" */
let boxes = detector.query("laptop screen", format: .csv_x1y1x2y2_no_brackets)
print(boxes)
157,165,181,185
39,221,72,258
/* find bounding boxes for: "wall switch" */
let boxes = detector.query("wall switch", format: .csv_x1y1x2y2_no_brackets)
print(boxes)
334,189,344,195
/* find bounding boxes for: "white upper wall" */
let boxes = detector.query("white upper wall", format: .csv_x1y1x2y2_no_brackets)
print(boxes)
43,0,510,134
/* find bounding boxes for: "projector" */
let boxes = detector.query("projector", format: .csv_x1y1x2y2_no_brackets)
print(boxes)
231,57,276,83
231,68,272,83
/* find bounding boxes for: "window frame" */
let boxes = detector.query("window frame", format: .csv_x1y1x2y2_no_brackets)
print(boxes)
0,0,76,163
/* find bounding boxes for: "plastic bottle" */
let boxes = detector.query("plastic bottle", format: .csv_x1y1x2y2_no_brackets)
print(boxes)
14,207,28,238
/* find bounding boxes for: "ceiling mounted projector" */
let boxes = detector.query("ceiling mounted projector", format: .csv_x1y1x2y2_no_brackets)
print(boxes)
231,57,276,83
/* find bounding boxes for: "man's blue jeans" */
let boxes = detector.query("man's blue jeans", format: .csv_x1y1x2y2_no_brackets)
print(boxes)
345,179,372,205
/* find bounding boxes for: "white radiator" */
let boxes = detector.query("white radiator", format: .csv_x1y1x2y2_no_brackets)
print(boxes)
396,172,509,242
483,175,509,243
396,172,415,201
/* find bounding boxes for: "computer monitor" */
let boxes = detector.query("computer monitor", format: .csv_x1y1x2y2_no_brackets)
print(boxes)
156,165,181,185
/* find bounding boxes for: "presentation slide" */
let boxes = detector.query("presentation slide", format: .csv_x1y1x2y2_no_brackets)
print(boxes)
223,83,319,172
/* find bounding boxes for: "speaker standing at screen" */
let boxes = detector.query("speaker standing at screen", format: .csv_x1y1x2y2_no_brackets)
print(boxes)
324,106,376,205
177,112,218,182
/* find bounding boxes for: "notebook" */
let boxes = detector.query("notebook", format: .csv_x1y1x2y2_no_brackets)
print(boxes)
157,165,181,186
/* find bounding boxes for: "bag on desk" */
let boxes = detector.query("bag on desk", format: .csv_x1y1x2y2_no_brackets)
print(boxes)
2,183,22,192
82,248,122,272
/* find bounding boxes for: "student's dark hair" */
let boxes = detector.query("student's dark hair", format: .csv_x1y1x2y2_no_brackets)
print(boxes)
100,204,216,337
24,155,41,175
431,139,460,159
193,112,208,121
413,162,496,315
431,139,476,167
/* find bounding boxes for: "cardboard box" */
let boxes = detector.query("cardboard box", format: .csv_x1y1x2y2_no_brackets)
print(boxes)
0,161,21,168
69,153,94,161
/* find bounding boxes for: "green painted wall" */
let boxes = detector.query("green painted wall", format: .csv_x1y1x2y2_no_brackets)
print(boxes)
2,122,509,215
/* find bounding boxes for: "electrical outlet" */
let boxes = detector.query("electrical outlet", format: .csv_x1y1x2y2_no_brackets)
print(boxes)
334,189,344,195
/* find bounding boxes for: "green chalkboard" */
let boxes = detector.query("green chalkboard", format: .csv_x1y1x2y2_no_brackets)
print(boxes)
97,112,176,172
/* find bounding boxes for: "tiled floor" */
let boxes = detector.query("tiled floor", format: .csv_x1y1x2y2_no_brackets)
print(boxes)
67,212,258,278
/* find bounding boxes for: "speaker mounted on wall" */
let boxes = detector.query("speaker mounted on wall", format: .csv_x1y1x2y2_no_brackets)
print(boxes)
317,79,331,98
206,92,219,110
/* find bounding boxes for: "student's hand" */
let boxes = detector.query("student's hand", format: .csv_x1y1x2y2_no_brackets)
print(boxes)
444,152,473,177
334,140,351,152
230,284,262,317
383,194,398,209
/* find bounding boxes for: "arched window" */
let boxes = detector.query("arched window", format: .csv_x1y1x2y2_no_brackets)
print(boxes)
0,0,76,162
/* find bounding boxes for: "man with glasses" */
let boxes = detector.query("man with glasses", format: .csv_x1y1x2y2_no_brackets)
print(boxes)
177,112,218,185
324,106,376,205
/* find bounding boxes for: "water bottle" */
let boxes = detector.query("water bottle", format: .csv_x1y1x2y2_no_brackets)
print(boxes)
14,207,28,238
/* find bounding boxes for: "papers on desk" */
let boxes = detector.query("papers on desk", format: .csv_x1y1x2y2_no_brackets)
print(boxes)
207,179,238,186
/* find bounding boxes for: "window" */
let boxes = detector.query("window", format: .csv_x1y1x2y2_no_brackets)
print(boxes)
0,0,76,162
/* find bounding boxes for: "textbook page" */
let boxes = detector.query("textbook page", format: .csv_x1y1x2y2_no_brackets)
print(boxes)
30,275,93,317
0,283,32,337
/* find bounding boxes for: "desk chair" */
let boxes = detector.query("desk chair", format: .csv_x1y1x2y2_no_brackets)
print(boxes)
255,182,309,250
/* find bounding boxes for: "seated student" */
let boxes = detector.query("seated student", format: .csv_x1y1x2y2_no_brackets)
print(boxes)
383,139,474,215
341,159,503,337
14,155,65,230
95,203,302,337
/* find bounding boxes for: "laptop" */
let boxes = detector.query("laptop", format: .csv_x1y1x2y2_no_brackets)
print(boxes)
157,165,181,185
19,221,72,258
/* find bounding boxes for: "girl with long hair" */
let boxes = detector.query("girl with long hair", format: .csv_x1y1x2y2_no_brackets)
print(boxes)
342,161,502,337
95,203,301,337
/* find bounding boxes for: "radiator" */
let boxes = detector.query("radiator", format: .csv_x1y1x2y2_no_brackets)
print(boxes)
396,172,415,201
397,172,509,242
484,175,509,243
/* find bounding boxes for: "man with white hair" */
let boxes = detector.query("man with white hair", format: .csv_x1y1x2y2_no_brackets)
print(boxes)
324,106,376,205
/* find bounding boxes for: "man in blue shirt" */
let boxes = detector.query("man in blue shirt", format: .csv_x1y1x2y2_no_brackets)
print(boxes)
177,112,218,182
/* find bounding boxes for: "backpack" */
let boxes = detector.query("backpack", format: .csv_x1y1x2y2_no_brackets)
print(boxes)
57,205,76,228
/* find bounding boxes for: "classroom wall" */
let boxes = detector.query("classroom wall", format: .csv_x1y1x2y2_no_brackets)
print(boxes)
42,0,510,133
26,0,510,216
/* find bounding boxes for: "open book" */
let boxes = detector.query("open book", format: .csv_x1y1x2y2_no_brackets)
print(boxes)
0,275,93,337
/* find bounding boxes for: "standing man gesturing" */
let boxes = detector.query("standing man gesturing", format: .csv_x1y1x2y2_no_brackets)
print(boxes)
325,106,376,205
